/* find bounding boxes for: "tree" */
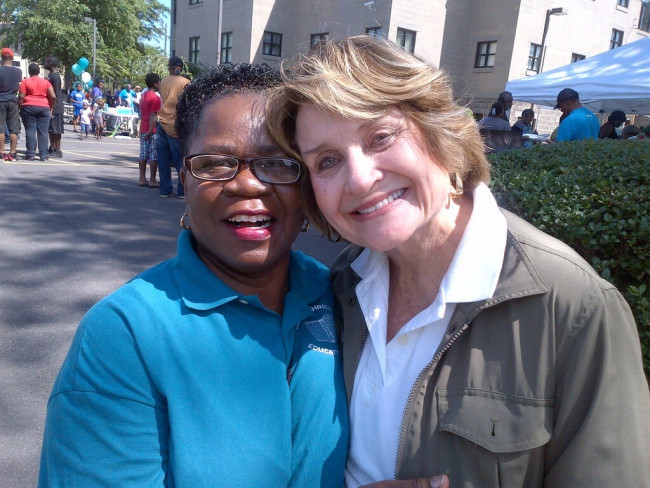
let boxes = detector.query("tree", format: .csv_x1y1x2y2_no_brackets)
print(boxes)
0,0,167,86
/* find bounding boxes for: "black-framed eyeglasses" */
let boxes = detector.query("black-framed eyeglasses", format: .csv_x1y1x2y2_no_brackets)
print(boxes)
184,154,302,184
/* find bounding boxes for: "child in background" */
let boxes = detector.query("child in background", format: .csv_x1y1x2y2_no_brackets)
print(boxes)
93,99,106,139
138,73,161,187
79,101,92,139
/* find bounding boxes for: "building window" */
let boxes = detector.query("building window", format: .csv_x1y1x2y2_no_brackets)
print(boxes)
365,26,383,37
617,0,629,7
310,33,329,48
396,28,416,53
571,53,586,63
189,0,202,4
527,43,542,72
640,4,650,32
221,32,232,64
610,29,623,49
263,31,282,57
475,41,497,68
189,36,200,63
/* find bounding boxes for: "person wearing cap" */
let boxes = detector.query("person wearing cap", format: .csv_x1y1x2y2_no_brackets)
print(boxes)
157,56,190,198
44,56,64,158
598,110,627,139
0,47,22,162
554,88,599,142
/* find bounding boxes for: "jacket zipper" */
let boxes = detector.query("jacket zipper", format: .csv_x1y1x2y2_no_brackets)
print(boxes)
393,318,472,479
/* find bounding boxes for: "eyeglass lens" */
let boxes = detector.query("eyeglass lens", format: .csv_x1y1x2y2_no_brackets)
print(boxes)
189,155,300,184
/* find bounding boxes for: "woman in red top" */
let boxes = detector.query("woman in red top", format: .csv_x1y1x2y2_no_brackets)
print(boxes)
18,63,55,161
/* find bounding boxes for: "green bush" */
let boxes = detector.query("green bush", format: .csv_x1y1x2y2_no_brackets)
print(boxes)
489,140,650,378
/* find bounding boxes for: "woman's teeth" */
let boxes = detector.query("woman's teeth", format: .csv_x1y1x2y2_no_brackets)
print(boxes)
227,215,272,228
357,189,405,215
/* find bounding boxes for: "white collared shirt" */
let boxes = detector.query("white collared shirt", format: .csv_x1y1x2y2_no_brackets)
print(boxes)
345,183,507,487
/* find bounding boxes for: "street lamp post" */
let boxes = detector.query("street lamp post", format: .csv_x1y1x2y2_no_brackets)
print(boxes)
216,0,223,65
83,16,97,80
539,7,567,73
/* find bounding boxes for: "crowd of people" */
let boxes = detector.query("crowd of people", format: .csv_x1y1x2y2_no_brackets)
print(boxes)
29,36,649,488
480,88,649,150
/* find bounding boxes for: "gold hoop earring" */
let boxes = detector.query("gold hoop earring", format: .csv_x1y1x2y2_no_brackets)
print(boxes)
300,217,310,233
327,225,342,242
180,209,191,230
449,173,464,199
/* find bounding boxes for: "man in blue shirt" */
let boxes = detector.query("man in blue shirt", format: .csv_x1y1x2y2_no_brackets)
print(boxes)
69,81,85,133
118,83,136,109
554,88,600,142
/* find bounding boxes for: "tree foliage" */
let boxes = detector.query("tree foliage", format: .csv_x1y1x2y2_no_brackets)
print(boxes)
0,0,167,85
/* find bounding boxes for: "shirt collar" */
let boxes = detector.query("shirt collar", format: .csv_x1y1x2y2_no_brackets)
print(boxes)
173,230,329,312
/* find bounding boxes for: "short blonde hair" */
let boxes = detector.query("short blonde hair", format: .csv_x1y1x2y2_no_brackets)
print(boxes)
266,35,490,232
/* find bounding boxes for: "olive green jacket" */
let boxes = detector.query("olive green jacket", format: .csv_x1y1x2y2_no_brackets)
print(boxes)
331,209,650,487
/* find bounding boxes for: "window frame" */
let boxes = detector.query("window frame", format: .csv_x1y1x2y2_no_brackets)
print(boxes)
310,33,329,49
365,26,383,37
617,0,629,7
527,43,542,72
396,27,416,53
571,52,586,63
640,3,650,32
189,0,203,5
262,31,282,57
610,28,623,49
475,41,497,68
220,32,233,64
189,36,200,63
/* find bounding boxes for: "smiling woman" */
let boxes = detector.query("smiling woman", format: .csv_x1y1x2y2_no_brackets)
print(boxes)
266,35,650,488
38,64,348,488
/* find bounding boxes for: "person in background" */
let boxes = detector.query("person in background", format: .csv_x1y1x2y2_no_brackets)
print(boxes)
497,90,513,122
69,81,85,133
138,73,161,188
267,35,650,488
91,79,104,104
0,47,22,162
38,62,348,488
598,110,626,139
79,100,91,140
157,56,190,198
622,124,640,139
118,83,136,109
133,85,142,116
477,102,511,131
511,108,537,147
18,63,55,161
44,56,64,158
554,88,599,141
93,98,105,140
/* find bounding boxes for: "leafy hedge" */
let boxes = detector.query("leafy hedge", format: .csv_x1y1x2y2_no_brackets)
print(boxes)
489,140,650,378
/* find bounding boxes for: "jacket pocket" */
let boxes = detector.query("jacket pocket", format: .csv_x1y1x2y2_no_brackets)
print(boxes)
438,388,554,453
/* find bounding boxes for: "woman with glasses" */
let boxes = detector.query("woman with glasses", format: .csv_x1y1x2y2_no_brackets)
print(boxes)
267,36,649,488
38,64,348,487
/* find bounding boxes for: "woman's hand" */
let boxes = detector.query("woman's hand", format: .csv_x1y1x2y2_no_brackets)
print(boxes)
361,474,449,488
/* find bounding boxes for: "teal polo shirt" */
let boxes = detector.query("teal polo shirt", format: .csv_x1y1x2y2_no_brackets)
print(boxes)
39,230,348,487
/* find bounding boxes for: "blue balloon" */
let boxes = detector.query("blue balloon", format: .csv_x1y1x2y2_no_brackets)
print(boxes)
78,57,89,70
85,80,94,88
71,63,83,76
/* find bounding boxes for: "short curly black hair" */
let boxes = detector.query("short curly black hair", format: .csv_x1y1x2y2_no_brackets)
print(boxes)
175,63,281,154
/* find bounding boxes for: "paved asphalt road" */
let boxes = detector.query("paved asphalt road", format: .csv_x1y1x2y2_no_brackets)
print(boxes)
0,130,348,487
